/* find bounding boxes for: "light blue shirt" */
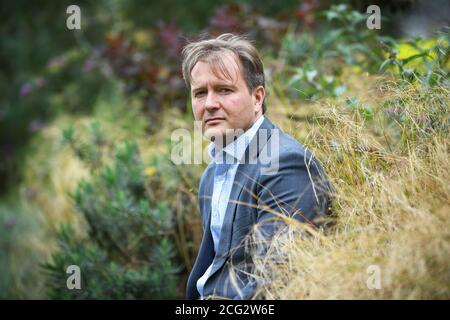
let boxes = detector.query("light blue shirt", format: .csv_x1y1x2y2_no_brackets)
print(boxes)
196,115,265,298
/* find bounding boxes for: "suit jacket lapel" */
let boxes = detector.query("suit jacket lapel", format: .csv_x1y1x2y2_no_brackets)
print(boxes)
200,164,214,228
207,117,276,278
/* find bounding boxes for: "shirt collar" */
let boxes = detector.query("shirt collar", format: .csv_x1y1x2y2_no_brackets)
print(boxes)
208,115,265,164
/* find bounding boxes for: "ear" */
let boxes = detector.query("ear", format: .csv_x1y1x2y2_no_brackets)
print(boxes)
252,85,265,114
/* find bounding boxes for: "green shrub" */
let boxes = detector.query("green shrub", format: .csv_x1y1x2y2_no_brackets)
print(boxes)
379,27,449,87
276,4,385,101
44,127,180,299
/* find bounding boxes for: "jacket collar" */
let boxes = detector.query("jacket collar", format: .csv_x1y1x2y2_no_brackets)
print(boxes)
208,115,266,164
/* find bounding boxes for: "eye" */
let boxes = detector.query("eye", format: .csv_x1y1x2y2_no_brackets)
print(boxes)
220,88,232,94
194,91,206,98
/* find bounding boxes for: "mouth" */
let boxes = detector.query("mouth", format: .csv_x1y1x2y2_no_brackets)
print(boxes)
205,117,225,125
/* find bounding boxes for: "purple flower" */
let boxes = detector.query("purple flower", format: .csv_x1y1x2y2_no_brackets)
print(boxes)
20,83,32,96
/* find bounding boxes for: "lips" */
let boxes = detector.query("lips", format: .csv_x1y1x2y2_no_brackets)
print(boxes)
205,117,225,124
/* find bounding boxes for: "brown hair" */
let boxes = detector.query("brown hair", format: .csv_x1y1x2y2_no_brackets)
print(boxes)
181,33,266,113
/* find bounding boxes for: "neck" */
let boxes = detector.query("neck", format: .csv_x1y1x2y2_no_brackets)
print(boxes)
212,114,263,149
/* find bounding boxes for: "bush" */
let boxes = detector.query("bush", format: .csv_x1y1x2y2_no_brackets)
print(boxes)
380,27,449,87
44,128,180,299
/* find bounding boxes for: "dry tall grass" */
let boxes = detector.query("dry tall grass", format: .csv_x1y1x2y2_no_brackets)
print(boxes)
254,82,449,299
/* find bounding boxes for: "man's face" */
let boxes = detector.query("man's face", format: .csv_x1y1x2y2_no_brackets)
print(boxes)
190,52,264,143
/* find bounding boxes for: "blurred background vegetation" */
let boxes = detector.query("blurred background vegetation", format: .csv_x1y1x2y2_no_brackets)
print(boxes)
0,0,448,299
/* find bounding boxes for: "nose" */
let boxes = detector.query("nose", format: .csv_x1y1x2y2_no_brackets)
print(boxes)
204,92,220,112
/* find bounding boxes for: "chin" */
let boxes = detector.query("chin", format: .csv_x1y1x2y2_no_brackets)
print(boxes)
204,122,232,141
204,127,224,141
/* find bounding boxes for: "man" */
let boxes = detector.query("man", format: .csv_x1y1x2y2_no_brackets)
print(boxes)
181,33,332,300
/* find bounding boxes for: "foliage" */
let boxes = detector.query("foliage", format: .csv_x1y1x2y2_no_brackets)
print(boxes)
1,1,448,300
0,200,51,298
379,27,450,87
0,0,115,194
275,4,385,101
255,82,450,299
44,127,180,299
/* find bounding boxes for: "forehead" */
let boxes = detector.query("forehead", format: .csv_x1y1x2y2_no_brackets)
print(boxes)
190,51,244,88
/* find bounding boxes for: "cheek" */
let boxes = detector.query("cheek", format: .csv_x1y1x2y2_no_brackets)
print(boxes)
192,101,204,119
224,95,249,114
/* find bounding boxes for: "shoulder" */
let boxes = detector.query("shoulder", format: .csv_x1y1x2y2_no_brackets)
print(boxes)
262,123,321,171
